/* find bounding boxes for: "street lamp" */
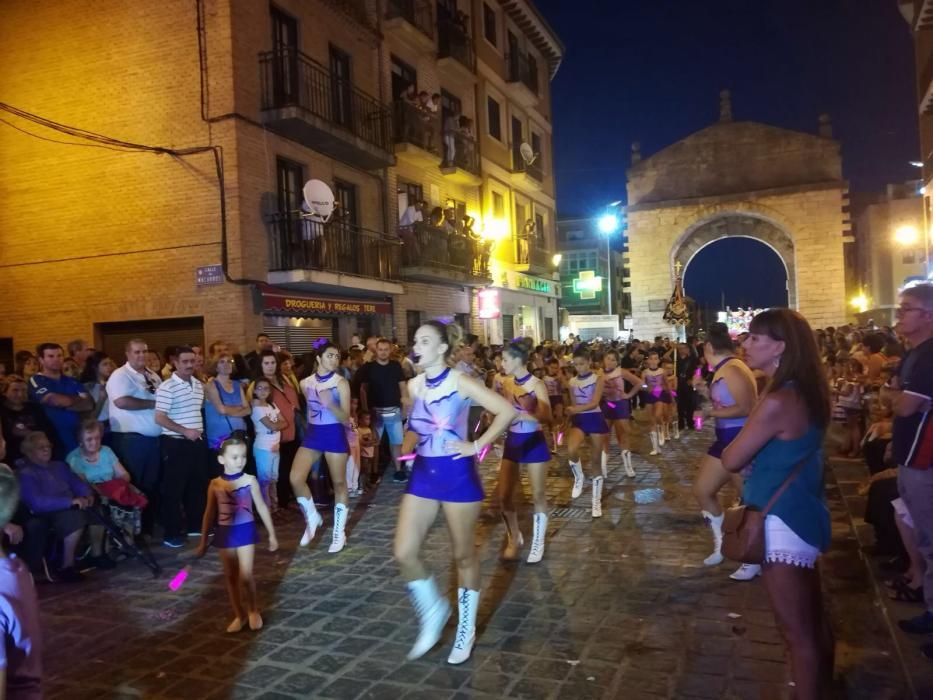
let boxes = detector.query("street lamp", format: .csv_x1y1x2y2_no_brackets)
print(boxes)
894,225,919,246
597,206,622,318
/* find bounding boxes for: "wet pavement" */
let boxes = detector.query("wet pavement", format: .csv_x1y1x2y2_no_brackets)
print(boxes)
39,416,916,699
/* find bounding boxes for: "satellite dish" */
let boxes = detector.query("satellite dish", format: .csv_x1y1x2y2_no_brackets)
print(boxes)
302,179,335,223
519,142,537,165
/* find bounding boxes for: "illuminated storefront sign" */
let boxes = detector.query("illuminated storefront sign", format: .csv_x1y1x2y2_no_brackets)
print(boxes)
477,288,501,319
572,270,602,299
261,287,392,317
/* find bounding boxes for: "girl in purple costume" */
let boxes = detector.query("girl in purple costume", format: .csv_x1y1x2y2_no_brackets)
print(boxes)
497,338,553,564
196,436,278,633
691,322,758,578
544,358,566,451
641,351,674,455
292,344,352,554
565,347,609,518
600,350,644,478
394,322,516,666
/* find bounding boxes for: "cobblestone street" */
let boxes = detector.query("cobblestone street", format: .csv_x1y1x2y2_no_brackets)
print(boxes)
39,418,913,699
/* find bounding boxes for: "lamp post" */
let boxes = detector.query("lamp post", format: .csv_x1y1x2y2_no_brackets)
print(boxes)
598,203,622,321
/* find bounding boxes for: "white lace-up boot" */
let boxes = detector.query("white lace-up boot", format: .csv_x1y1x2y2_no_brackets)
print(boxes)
591,476,604,518
600,450,608,479
569,460,584,498
526,512,547,564
730,563,762,581
328,503,348,553
622,450,635,477
649,431,660,456
701,510,724,566
405,577,451,660
297,496,323,547
447,588,480,664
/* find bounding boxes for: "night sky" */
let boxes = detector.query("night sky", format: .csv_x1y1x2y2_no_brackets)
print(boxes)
536,0,919,310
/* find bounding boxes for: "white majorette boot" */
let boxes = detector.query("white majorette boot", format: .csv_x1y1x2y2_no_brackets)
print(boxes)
591,476,604,518
658,425,666,447
622,450,635,477
600,450,608,479
527,512,548,564
701,510,724,566
501,513,523,560
297,496,323,546
569,460,584,498
328,503,348,553
649,431,660,456
673,422,681,440
730,563,762,581
406,577,451,660
448,588,480,664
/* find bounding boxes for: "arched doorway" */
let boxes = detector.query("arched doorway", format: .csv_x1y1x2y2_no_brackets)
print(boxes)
673,215,795,311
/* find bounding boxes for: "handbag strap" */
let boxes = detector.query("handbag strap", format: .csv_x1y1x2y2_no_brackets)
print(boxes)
760,452,813,517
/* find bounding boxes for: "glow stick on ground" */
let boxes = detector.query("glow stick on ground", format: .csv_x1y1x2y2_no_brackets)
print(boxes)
168,566,190,591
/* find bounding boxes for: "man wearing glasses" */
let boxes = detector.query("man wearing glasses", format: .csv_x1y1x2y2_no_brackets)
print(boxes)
883,284,933,653
107,339,163,535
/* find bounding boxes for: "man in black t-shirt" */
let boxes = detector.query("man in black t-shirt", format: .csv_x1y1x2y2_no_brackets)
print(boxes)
354,339,409,484
884,284,933,645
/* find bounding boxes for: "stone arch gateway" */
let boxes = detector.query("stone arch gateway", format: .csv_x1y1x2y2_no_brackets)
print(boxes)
624,96,848,339
673,214,795,309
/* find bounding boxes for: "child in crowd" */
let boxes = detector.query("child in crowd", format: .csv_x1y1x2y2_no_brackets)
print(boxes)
346,406,362,498
250,378,284,512
0,464,42,698
357,411,376,488
833,357,865,458
196,435,277,633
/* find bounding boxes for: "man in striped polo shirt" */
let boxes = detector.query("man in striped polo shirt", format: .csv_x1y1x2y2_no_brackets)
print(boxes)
154,346,208,548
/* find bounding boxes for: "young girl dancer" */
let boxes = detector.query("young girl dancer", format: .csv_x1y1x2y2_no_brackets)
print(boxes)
394,322,515,664
641,351,673,455
691,323,758,578
196,435,278,632
292,343,352,553
498,338,552,564
601,350,643,478
250,378,284,512
544,358,565,452
565,347,610,517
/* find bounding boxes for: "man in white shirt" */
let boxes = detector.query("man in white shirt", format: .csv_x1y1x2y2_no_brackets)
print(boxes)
154,346,207,548
107,339,163,534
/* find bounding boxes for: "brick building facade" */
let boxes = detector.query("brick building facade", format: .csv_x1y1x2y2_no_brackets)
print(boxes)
0,0,562,363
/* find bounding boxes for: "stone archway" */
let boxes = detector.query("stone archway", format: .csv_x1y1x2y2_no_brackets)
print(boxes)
671,214,796,309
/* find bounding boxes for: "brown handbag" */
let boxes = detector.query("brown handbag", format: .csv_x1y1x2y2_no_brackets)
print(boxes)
721,457,809,564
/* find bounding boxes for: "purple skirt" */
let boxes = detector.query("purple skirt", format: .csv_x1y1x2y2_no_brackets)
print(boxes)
571,412,609,435
642,390,673,405
503,430,551,463
213,521,258,549
707,426,743,459
407,455,484,503
601,399,631,421
302,422,349,453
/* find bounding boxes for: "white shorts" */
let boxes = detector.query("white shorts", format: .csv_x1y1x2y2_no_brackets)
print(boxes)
891,497,915,529
764,515,819,569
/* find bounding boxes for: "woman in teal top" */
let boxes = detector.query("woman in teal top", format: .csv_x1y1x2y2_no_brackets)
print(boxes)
721,309,833,700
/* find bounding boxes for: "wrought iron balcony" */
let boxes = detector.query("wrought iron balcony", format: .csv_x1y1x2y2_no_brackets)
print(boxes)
440,131,480,184
259,49,393,169
399,222,491,285
393,100,443,166
506,50,539,100
385,0,434,40
270,213,400,281
512,145,543,182
437,15,475,72
513,234,553,274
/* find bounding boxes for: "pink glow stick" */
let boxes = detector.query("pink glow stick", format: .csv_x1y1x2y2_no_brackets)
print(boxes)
606,401,617,408
694,415,703,430
168,566,189,591
474,416,483,433
399,452,416,462
477,444,491,461
556,431,564,445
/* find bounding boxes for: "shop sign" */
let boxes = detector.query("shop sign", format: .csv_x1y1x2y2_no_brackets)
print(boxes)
196,264,224,286
477,288,501,319
261,287,391,316
516,275,554,295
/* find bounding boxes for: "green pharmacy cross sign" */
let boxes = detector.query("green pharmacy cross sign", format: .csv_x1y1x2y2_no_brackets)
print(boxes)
573,270,602,300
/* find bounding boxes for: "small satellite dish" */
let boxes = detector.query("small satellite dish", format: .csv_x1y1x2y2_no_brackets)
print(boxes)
519,142,537,165
302,179,335,223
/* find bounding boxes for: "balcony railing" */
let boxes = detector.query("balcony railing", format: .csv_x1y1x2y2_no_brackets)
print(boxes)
270,213,400,280
443,131,479,175
400,222,490,278
259,49,391,152
506,51,539,95
386,0,434,38
512,146,543,181
393,100,442,154
437,15,475,71
514,237,551,270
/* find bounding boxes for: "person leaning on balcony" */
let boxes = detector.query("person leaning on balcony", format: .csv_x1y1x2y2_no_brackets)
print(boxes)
417,92,439,152
443,107,461,167
398,199,424,264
